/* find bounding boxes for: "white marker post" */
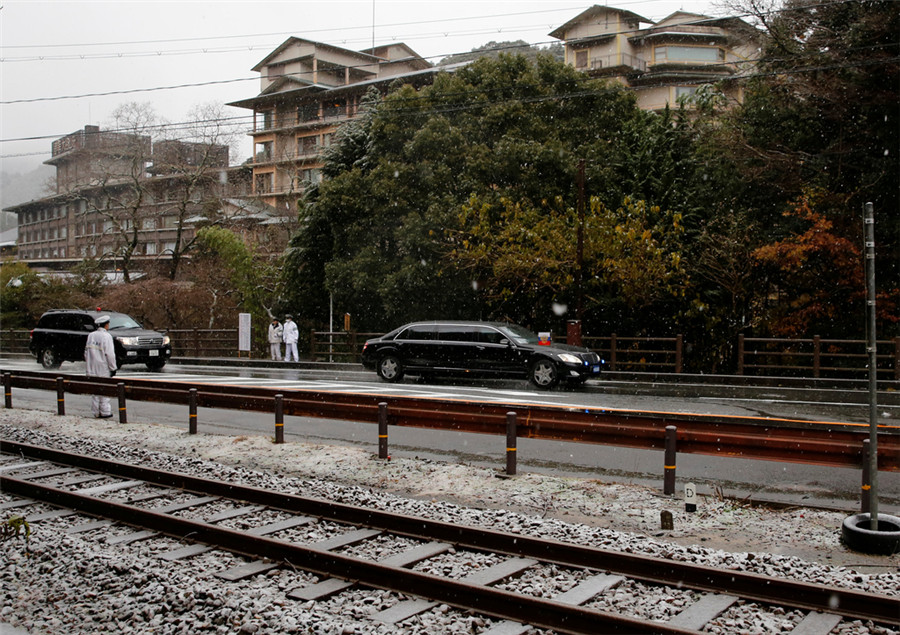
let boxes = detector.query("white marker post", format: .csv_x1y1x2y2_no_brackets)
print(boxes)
685,482,697,513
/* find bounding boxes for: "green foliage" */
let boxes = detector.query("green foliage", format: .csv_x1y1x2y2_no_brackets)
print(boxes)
0,260,90,328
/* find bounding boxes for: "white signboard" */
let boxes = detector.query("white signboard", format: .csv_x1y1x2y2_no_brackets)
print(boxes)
238,313,252,352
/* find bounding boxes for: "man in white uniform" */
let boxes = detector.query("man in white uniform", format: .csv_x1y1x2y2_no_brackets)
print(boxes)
268,318,284,361
84,314,118,418
282,314,299,362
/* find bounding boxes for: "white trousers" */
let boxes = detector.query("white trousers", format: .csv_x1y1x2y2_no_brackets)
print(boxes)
285,342,299,362
92,395,112,417
270,343,282,360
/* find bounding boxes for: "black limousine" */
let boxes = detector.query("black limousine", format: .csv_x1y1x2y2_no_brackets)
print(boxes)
361,321,602,389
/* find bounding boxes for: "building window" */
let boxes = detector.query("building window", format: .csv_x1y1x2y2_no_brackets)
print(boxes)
255,141,273,162
654,46,723,64
322,99,346,118
298,103,318,123
255,172,273,194
675,86,699,101
145,242,157,255
575,50,589,69
260,111,274,130
143,218,157,230
298,135,318,156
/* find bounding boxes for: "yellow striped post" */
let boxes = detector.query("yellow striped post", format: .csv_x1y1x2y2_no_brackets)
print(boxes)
664,425,677,495
275,394,284,444
117,382,127,424
4,373,11,408
378,402,389,459
56,377,65,416
506,411,517,476
189,388,198,434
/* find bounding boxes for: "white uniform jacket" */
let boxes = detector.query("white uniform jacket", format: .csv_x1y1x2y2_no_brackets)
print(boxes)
282,320,299,344
85,329,117,377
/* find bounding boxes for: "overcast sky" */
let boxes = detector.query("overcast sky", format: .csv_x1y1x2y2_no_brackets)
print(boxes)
1,0,718,175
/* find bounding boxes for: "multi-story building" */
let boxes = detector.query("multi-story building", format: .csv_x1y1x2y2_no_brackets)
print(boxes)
227,38,436,212
550,6,761,110
7,125,259,272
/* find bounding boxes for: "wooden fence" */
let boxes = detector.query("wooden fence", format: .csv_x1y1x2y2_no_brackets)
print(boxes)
3,328,898,379
737,335,900,380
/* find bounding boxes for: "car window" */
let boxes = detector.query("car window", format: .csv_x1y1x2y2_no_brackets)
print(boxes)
398,325,434,340
497,324,540,345
435,325,474,342
474,326,507,344
108,314,142,329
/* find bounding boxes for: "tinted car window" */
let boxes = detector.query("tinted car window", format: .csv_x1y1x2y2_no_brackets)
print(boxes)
436,325,475,342
398,325,435,340
108,314,142,329
473,326,507,344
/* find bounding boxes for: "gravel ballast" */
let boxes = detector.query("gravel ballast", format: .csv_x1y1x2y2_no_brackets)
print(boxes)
1,409,898,634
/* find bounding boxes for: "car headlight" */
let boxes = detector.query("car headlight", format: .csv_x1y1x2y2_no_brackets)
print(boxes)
557,353,581,364
163,335,171,346
117,336,140,346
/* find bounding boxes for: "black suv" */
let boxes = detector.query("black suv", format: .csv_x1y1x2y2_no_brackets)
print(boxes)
361,321,602,389
29,309,172,371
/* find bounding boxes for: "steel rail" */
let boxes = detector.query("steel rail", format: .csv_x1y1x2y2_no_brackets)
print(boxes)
3,369,899,471
3,440,898,626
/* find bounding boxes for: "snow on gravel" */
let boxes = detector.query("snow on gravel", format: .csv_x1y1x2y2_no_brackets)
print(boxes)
1,409,898,634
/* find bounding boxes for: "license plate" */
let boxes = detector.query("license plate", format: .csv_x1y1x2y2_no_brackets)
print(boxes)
149,350,159,357
592,365,600,373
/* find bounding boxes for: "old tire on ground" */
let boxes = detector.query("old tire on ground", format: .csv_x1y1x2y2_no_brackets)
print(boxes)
40,348,62,370
377,355,404,382
841,513,900,555
529,358,559,389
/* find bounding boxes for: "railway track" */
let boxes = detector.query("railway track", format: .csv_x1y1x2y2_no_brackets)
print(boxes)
2,439,897,634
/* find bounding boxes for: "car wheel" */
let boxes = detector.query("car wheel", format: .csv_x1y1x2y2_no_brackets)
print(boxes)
377,355,404,382
40,348,62,370
529,358,558,389
146,360,167,371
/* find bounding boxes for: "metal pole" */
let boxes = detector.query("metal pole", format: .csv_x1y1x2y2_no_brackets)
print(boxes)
378,402,388,459
189,388,198,435
506,412,517,476
3,373,11,408
863,202,879,523
275,394,284,444
117,382,127,424
664,426,677,495
861,439,871,514
56,377,65,416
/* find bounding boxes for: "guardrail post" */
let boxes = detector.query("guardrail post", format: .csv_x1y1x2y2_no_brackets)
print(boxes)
675,335,683,373
664,425,677,495
737,334,745,375
189,388,198,434
117,383,127,424
506,412,517,476
894,337,899,381
813,335,821,378
3,373,11,408
861,439,871,514
275,394,284,444
610,333,617,371
378,402,389,459
56,377,65,415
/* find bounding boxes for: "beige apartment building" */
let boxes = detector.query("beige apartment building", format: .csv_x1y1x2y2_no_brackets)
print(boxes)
228,39,436,212
8,125,253,271
550,6,761,110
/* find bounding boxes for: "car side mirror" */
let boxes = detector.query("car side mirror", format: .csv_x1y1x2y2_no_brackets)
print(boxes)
500,338,511,346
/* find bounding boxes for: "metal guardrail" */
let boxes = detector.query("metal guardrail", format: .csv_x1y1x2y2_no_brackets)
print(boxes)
3,369,897,472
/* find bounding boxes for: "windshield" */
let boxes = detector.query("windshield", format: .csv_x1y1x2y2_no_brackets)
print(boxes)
107,314,142,330
497,324,540,345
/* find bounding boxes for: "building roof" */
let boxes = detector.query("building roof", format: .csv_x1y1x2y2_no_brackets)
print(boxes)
549,5,652,40
251,37,382,72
